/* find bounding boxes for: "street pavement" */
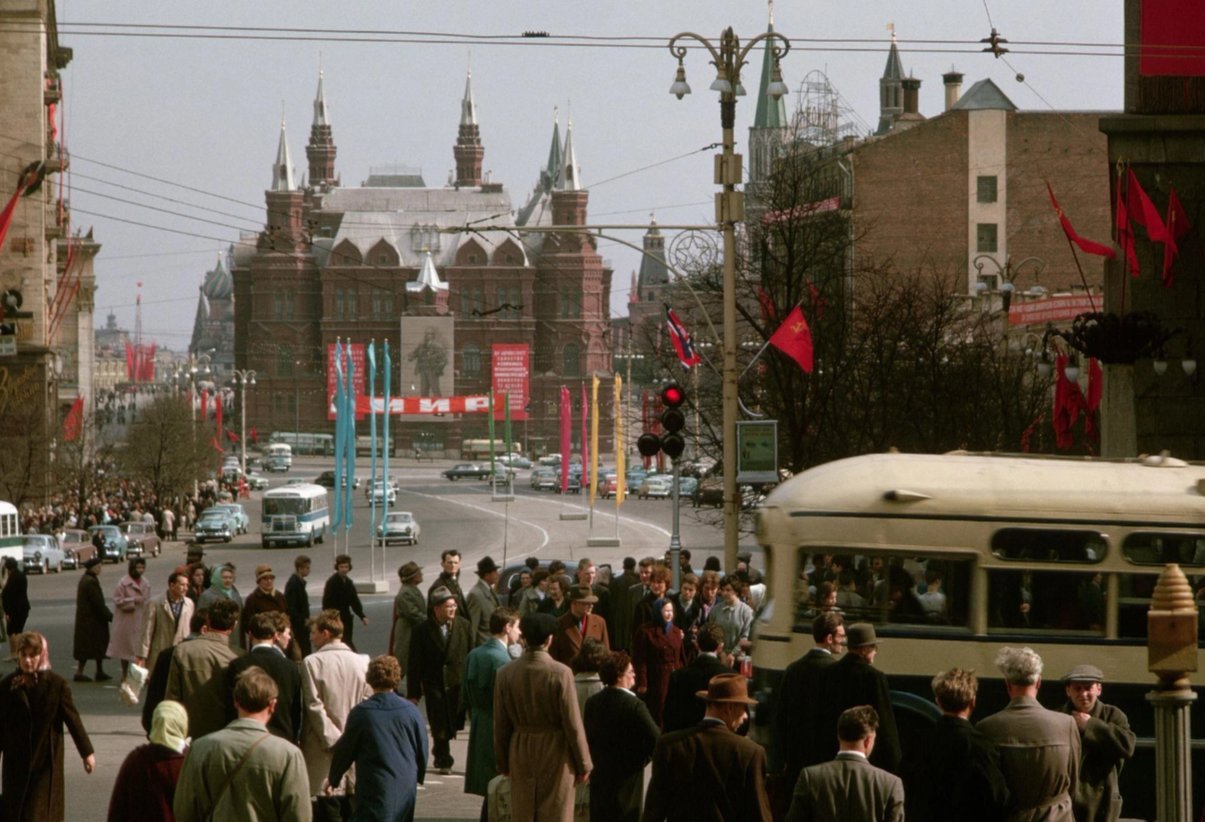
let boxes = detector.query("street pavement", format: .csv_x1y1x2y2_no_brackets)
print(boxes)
15,455,753,821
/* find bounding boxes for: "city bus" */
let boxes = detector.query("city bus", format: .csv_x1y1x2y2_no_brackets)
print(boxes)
461,439,521,460
263,442,293,472
753,450,1205,820
268,432,334,456
0,501,21,568
261,484,329,548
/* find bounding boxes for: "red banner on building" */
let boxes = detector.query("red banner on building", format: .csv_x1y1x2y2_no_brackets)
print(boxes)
327,342,367,420
356,395,493,415
491,343,530,421
1007,295,1098,326
1140,0,1205,77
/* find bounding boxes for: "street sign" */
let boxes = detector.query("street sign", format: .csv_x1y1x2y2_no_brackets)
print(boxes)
0,333,15,357
737,420,778,483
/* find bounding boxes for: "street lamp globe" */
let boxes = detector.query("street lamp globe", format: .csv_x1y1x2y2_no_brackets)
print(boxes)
669,61,691,99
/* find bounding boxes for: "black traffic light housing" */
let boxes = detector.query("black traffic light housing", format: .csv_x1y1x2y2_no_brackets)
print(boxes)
636,383,687,460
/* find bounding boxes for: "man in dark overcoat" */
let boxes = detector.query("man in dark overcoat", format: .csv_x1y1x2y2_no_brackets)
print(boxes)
1060,664,1135,822
661,622,731,733
407,585,472,774
321,553,367,651
583,650,660,822
225,611,302,743
774,612,845,784
549,584,610,666
813,622,900,773
73,558,113,681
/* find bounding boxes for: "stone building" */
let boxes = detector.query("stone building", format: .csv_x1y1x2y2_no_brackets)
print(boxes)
232,71,613,456
189,251,235,377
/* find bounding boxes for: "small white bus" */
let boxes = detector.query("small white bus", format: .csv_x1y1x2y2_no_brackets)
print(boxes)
261,484,329,548
264,442,293,472
0,501,21,568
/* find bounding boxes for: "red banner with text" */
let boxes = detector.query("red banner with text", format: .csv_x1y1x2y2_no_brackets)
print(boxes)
491,343,530,421
326,343,367,420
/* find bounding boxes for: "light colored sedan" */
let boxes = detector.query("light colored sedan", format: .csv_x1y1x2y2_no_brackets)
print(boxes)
638,475,674,499
122,521,162,558
22,534,65,574
376,511,420,546
212,503,249,534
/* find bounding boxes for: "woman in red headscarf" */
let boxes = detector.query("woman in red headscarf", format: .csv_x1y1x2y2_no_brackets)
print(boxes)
632,597,685,727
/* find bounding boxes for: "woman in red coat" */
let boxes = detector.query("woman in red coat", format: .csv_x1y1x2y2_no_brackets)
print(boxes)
107,699,189,822
632,597,685,727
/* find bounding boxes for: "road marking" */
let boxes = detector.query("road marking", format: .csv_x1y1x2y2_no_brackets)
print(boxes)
402,488,551,563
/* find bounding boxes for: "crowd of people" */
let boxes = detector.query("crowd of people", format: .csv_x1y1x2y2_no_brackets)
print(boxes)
0,545,1148,821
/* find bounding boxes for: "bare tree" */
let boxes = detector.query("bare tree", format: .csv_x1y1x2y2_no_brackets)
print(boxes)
118,395,210,501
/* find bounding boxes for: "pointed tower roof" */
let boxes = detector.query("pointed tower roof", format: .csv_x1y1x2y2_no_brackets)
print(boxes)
883,32,905,81
201,252,233,300
406,251,449,293
951,78,1018,111
753,19,788,129
313,69,330,127
557,118,581,191
629,270,638,304
271,118,295,191
460,69,478,126
544,110,562,189
637,216,669,289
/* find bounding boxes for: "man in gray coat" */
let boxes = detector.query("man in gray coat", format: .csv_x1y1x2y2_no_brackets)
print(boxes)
466,555,501,646
787,705,903,822
1060,664,1135,822
978,646,1081,821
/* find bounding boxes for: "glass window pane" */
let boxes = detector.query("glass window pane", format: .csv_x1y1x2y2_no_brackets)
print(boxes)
987,570,1106,634
976,223,998,253
977,175,998,203
990,529,1107,563
1122,532,1205,566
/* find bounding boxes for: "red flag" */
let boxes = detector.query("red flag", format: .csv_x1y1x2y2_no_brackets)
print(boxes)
0,165,41,252
249,427,258,444
1052,356,1087,450
665,307,702,368
1116,173,1138,278
1162,186,1191,288
225,429,240,443
807,280,828,320
62,396,84,442
214,392,223,447
559,386,571,494
1047,182,1116,259
1126,169,1168,243
768,305,814,374
756,287,777,324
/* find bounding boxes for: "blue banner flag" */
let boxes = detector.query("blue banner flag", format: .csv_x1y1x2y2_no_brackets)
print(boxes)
331,339,344,529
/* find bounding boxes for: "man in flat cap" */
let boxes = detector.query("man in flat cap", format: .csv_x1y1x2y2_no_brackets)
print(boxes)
1061,664,1134,821
813,623,900,773
407,585,472,774
550,583,611,666
494,612,592,821
467,555,502,646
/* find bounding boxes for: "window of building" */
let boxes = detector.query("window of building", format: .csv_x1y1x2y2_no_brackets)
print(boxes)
977,175,998,203
562,344,581,377
534,344,553,373
334,288,345,321
275,347,296,377
976,223,998,253
560,291,581,319
462,344,482,379
496,287,521,319
371,288,394,319
284,289,295,320
273,292,284,320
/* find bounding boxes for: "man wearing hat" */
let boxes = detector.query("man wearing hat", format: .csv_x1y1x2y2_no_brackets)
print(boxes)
643,673,772,821
467,556,502,646
1061,664,1134,821
550,583,611,666
73,557,113,682
389,562,426,680
407,585,472,774
240,564,290,653
813,622,901,773
494,612,592,821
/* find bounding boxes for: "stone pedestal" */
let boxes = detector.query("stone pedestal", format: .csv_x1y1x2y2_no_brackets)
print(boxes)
1100,363,1137,458
1146,688,1197,822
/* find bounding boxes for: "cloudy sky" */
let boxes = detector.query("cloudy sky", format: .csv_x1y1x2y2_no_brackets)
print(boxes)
56,1,1123,350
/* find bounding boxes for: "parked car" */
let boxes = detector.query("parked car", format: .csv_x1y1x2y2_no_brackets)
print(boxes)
376,511,420,546
58,528,93,569
87,524,129,563
22,534,65,574
194,510,235,543
599,472,620,499
245,472,270,491
530,467,558,491
365,476,399,498
285,477,308,486
538,453,562,466
121,521,162,558
638,475,674,499
626,468,649,489
315,470,361,489
554,472,582,494
692,478,724,508
367,480,398,505
498,453,533,470
212,503,250,535
678,476,699,498
444,463,491,481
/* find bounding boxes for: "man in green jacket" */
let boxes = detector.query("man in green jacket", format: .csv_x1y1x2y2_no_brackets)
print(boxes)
166,598,243,738
1061,664,1135,822
174,666,311,821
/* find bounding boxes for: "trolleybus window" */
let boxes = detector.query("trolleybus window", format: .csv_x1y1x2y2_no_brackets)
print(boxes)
1122,532,1205,566
987,569,1107,634
792,551,972,633
990,528,1107,562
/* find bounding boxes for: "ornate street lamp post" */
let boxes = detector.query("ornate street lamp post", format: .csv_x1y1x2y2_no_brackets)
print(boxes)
231,369,257,475
667,26,790,569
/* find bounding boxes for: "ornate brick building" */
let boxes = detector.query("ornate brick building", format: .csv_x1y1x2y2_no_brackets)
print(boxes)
232,71,613,456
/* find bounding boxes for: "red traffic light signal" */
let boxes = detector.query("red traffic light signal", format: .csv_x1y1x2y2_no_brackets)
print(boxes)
661,383,685,408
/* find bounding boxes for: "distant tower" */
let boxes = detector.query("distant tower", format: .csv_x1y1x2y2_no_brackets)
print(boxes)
454,69,485,187
557,118,581,191
748,6,789,197
133,280,143,383
306,67,337,187
876,29,906,135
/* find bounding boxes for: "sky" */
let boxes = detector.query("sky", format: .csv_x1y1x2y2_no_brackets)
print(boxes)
54,1,1124,352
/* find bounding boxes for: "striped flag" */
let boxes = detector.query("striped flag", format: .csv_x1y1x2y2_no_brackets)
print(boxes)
665,306,702,368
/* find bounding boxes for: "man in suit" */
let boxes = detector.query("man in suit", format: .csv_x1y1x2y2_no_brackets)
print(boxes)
643,673,772,822
813,623,900,773
775,612,846,787
911,667,1009,821
550,584,611,665
575,558,611,624
608,557,640,650
428,549,468,616
620,557,655,651
285,554,312,656
662,623,731,732
584,650,660,822
466,555,502,646
978,646,1080,821
786,705,904,822
1060,664,1134,822
407,585,473,775
225,611,303,744
136,570,195,672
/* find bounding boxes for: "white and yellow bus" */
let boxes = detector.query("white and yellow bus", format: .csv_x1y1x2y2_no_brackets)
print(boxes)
754,450,1205,819
261,484,329,548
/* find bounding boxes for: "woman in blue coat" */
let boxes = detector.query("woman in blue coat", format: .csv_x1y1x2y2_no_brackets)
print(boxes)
462,608,519,806
329,655,428,822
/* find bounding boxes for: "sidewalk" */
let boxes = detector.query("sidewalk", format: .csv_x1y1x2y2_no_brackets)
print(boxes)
413,726,484,822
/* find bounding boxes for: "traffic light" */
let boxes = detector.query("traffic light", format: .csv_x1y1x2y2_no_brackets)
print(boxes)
636,383,688,460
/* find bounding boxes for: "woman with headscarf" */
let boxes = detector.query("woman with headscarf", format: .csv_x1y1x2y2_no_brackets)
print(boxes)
106,700,189,822
0,631,96,821
2,556,30,658
197,564,244,648
631,597,685,727
108,557,151,682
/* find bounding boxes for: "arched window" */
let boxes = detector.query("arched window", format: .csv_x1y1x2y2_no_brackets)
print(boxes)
562,344,581,377
462,344,482,379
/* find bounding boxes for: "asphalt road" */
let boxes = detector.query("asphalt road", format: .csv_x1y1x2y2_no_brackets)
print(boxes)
14,455,750,821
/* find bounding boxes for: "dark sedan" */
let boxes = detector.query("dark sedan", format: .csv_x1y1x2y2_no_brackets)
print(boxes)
443,463,491,481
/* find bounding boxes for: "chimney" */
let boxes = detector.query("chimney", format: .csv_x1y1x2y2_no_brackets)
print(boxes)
902,77,921,115
943,70,964,111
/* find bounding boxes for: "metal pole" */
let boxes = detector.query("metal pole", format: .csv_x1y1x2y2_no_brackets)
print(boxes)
669,458,682,591
719,84,740,574
239,377,248,476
